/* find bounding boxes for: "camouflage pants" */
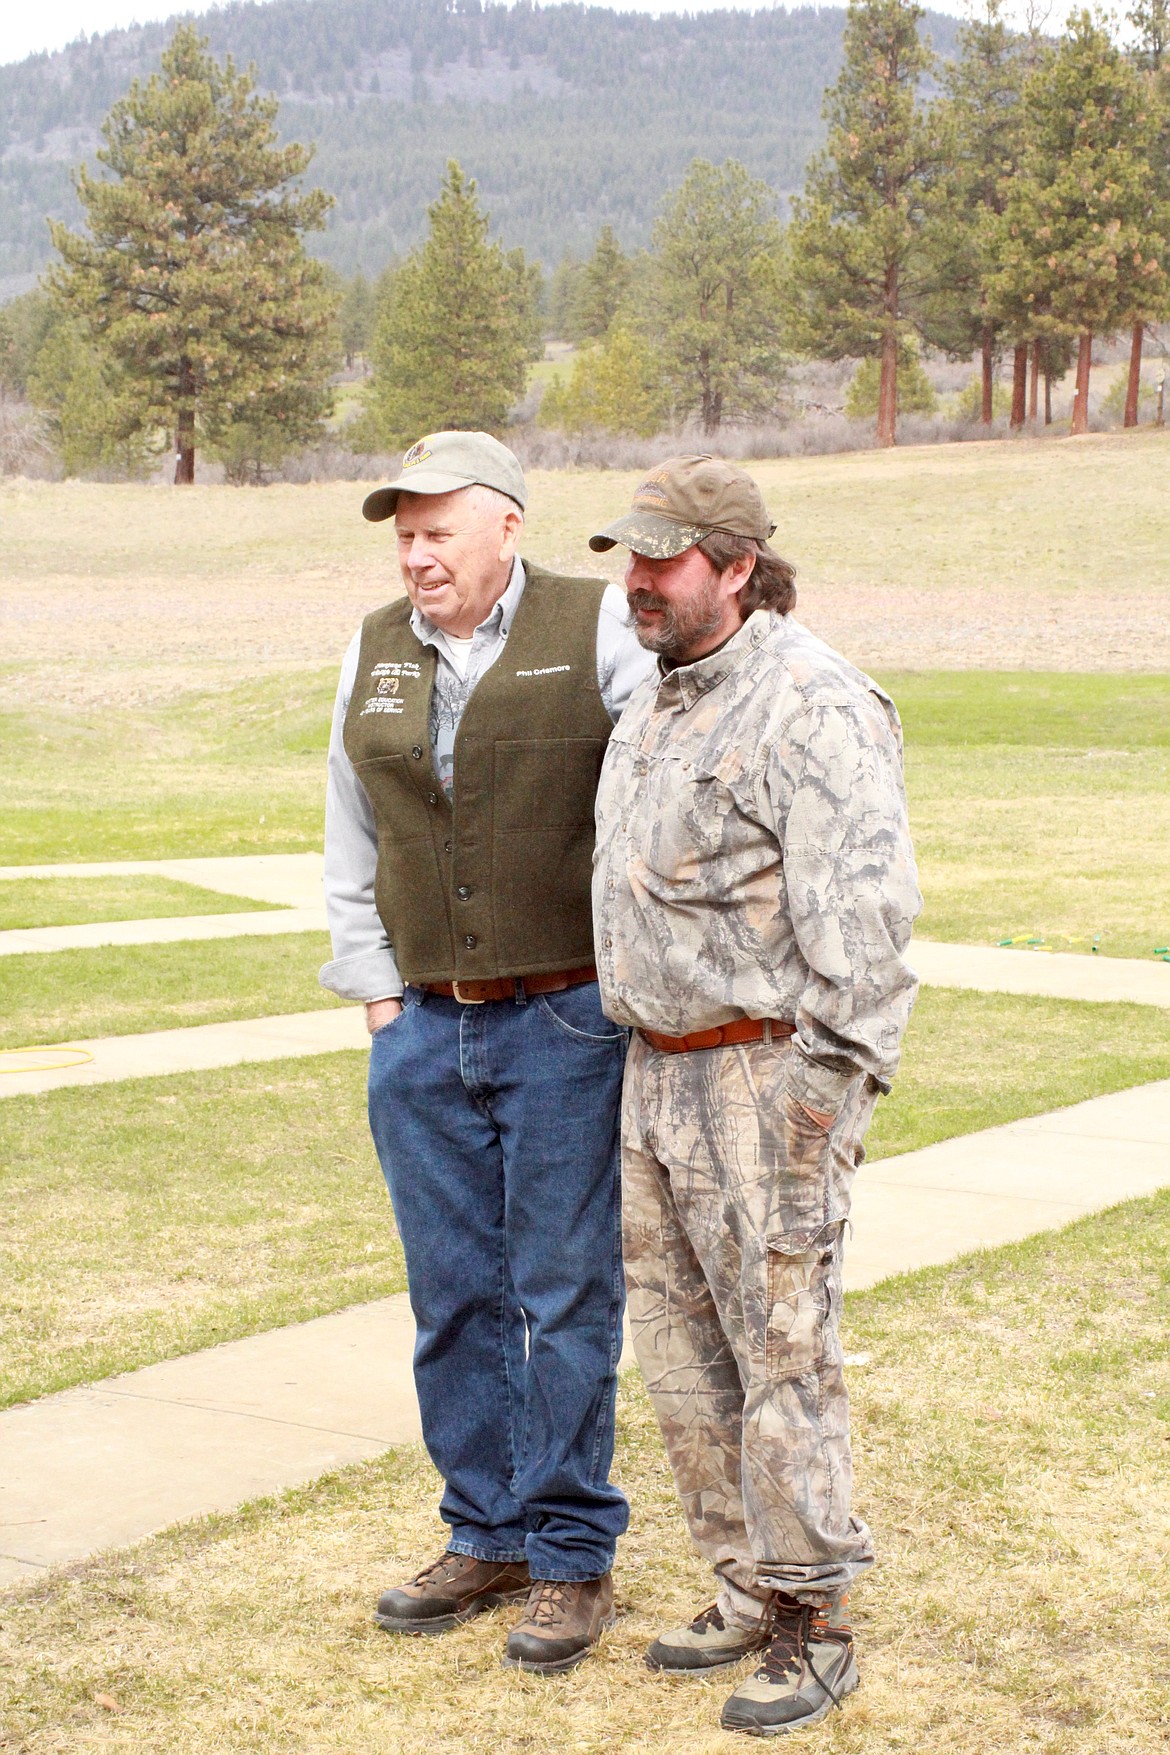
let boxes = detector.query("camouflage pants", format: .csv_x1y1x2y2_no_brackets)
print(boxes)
622,1031,877,1626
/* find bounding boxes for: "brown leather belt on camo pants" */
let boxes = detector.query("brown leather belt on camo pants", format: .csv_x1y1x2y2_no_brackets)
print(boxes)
638,1017,796,1054
420,964,598,1005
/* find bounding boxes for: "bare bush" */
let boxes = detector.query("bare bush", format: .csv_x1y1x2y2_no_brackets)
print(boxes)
0,395,55,478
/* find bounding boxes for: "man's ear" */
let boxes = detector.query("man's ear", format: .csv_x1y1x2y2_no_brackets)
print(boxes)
499,508,524,564
722,550,756,600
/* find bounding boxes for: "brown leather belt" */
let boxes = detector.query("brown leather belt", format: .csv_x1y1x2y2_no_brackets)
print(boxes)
639,1017,796,1054
421,964,598,1005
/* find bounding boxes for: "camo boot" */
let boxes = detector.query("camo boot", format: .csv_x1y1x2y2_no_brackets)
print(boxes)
646,1601,774,1672
720,1594,858,1737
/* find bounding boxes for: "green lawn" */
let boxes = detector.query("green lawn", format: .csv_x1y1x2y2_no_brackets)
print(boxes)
0,874,278,931
0,933,341,1051
886,671,1170,959
4,988,1169,1411
4,1189,1167,1754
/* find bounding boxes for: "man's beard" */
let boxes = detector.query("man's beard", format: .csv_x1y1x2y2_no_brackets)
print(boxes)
627,574,725,662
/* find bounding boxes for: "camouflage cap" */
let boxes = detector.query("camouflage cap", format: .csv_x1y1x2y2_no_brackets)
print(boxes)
588,454,776,558
362,430,527,521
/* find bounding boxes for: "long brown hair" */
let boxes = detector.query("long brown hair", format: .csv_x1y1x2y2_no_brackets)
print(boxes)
697,532,796,617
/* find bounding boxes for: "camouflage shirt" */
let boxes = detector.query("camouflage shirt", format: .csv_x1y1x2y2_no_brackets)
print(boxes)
593,610,922,1115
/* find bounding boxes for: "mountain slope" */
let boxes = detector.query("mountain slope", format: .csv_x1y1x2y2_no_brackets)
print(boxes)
0,0,960,280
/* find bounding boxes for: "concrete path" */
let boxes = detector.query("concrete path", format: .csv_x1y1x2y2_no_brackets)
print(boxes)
0,853,325,910
0,907,328,958
911,938,1170,1009
3,1077,1167,1591
0,1009,366,1100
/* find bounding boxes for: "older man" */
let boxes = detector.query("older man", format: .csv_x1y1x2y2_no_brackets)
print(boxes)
590,457,921,1736
321,431,654,1672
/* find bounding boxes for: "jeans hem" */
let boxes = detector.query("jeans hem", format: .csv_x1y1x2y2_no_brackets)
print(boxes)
447,1539,529,1564
524,1551,615,1583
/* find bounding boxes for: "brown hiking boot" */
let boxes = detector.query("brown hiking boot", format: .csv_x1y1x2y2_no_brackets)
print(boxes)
502,1573,616,1673
374,1551,530,1635
720,1594,858,1737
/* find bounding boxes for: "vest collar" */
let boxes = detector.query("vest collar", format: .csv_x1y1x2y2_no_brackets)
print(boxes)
656,609,772,711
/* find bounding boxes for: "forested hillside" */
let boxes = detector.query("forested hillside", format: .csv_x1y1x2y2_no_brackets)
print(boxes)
0,0,959,282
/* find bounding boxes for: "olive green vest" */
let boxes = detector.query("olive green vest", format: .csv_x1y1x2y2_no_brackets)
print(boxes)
342,563,614,985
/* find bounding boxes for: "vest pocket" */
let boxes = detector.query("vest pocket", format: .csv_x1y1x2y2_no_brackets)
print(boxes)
493,738,609,830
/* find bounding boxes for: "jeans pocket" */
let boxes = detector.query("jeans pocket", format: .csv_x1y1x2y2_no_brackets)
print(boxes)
537,986,628,1045
764,1225,838,1381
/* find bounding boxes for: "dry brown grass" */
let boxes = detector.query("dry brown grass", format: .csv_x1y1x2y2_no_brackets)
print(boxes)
3,429,1169,710
3,1191,1168,1753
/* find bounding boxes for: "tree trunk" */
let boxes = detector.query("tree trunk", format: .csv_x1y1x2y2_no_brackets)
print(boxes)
876,330,898,448
1070,332,1092,436
1028,341,1039,424
1009,344,1027,430
1124,322,1143,428
980,334,994,427
175,355,196,485
1043,341,1053,426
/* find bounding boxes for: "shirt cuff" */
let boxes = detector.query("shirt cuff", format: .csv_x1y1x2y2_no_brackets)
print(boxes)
318,951,405,1003
784,1047,858,1117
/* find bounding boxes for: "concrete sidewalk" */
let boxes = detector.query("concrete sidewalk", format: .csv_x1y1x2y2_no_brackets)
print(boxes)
3,1077,1166,1591
911,938,1170,1009
0,1008,366,1099
0,853,325,910
0,907,328,957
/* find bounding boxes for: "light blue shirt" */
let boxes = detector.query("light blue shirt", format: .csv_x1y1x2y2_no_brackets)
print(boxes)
320,559,655,1002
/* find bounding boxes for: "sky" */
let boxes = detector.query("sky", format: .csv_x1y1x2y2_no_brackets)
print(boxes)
0,0,1084,69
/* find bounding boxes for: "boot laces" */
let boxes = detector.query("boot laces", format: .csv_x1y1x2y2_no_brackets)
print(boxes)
410,1551,468,1588
690,1602,726,1634
757,1597,851,1710
525,1579,575,1626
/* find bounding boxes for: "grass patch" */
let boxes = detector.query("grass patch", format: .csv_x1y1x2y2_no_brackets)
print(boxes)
0,670,335,863
0,1052,398,1409
876,671,1170,958
865,988,1170,1159
0,932,342,1050
3,990,1168,1411
0,874,279,931
3,1190,1167,1752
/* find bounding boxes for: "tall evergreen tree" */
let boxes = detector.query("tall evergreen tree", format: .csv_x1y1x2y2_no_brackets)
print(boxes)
573,226,632,342
49,26,336,484
649,158,786,433
988,12,1167,435
367,161,541,446
786,0,943,446
1124,3,1170,423
924,0,1028,427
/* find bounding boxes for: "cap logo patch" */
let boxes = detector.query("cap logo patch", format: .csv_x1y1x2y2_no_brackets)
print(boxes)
402,439,432,468
633,482,669,506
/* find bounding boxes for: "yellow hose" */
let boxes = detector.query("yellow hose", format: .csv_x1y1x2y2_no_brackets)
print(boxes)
0,1047,95,1074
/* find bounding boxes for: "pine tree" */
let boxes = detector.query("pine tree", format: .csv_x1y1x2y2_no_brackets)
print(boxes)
987,12,1167,436
367,161,541,446
923,0,1027,427
650,158,786,434
1124,4,1170,423
785,0,943,446
340,272,377,369
538,325,670,437
573,226,632,342
48,26,337,484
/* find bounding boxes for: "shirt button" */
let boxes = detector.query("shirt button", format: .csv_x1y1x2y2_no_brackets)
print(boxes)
605,936,613,949
464,934,477,950
444,840,453,854
411,745,423,760
456,885,472,900
427,792,438,806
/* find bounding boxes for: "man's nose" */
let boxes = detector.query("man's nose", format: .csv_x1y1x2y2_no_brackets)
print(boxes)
406,536,435,573
625,553,651,593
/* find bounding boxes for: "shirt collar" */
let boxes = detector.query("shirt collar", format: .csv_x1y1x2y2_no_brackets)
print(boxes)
656,609,772,711
409,556,526,651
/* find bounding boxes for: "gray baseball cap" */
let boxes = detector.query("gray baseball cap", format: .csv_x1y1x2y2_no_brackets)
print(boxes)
362,430,527,521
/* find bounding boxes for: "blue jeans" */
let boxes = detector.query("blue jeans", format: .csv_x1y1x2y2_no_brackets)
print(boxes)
367,981,630,1581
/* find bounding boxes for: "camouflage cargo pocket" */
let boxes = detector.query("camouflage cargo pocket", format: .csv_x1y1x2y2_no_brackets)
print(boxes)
763,1224,840,1380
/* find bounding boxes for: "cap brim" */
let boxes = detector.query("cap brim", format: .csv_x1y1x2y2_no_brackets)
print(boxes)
587,511,708,558
362,469,480,522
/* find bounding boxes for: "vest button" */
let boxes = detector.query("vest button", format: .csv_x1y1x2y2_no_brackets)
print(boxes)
464,934,477,950
427,792,438,805
444,840,453,854
457,885,472,900
411,745,423,760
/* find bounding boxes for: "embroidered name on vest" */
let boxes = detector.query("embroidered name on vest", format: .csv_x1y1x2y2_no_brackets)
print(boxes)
515,665,572,677
360,660,422,716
